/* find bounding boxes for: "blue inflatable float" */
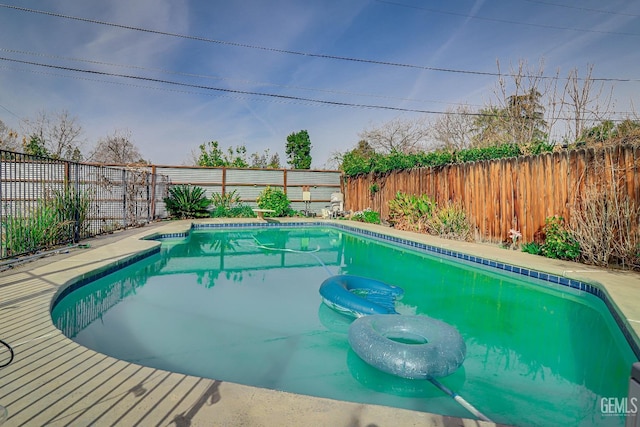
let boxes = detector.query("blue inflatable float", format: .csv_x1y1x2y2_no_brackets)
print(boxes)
319,275,403,317
348,314,467,379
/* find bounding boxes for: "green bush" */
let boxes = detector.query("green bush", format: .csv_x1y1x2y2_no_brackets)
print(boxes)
431,202,472,241
387,192,472,241
1,186,91,256
211,204,256,218
229,205,257,218
351,208,380,224
521,241,543,255
256,186,293,217
3,205,59,256
342,143,522,177
211,190,241,211
209,190,256,218
388,192,436,232
164,185,211,219
49,186,92,238
541,216,580,260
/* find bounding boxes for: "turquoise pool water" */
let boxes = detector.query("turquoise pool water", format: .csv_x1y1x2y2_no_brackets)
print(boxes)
51,226,637,426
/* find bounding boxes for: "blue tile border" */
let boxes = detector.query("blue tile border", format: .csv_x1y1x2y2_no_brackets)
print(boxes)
159,221,639,359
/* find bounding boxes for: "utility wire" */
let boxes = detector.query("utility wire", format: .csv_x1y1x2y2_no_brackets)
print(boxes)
0,56,468,115
518,0,640,18
1,56,636,122
0,48,480,108
0,3,638,83
375,0,640,38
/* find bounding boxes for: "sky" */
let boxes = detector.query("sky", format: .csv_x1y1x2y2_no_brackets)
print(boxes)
0,0,639,168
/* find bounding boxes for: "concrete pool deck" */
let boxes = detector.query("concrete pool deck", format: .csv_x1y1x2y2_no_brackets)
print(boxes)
0,218,638,426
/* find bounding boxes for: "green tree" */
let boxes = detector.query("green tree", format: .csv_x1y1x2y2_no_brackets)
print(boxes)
473,89,547,149
580,120,616,144
352,140,375,157
196,141,248,167
285,130,312,169
506,89,547,144
250,149,281,168
472,106,511,147
23,135,50,157
0,119,20,152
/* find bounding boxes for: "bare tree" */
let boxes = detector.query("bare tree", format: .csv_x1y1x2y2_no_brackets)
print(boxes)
359,116,430,154
22,109,84,160
543,67,564,144
493,59,549,145
0,119,20,151
89,129,145,164
431,105,477,151
562,65,613,143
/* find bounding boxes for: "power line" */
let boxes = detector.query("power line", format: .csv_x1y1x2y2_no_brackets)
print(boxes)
0,101,20,119
0,56,635,122
375,0,640,37
0,48,480,108
0,56,467,115
518,0,640,18
1,3,638,83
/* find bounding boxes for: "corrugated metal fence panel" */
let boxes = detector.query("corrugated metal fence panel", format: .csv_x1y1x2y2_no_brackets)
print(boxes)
287,185,337,202
227,168,284,185
287,170,341,185
189,185,223,198
226,185,269,203
153,166,342,214
156,166,223,185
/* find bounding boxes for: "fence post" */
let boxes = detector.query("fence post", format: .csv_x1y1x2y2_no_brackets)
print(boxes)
150,165,157,219
283,169,288,194
0,151,4,258
122,168,127,228
222,167,226,196
73,162,80,243
146,171,151,223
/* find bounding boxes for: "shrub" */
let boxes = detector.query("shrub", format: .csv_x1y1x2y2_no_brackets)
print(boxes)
209,190,256,218
387,192,472,241
388,192,436,232
351,208,380,224
3,205,60,256
541,216,580,260
164,185,211,219
570,184,639,269
1,186,92,256
49,186,92,239
211,204,256,218
211,190,241,211
256,186,293,217
431,202,472,241
521,241,543,255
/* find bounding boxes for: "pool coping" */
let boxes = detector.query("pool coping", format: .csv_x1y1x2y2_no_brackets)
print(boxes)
2,218,639,426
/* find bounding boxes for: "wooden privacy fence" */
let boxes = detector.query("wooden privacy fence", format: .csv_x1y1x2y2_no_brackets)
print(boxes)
345,145,640,244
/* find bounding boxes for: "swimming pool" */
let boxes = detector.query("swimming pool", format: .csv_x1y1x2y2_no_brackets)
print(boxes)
51,224,638,426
